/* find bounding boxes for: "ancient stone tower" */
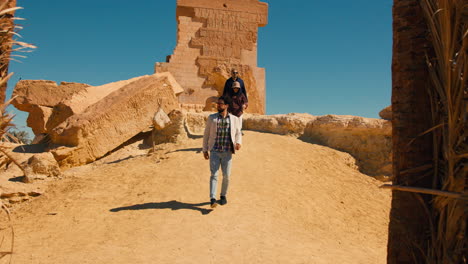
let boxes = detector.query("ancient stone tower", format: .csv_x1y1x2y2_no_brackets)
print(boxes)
155,0,268,114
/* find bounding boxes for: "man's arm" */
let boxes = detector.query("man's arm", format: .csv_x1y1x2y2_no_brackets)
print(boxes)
203,116,212,159
240,79,248,100
234,116,242,150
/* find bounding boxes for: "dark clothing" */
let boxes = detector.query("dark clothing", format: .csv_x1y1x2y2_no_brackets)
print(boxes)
212,114,233,152
228,93,248,117
223,77,248,100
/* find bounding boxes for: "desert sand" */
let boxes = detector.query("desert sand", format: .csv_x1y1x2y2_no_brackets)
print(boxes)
7,131,391,263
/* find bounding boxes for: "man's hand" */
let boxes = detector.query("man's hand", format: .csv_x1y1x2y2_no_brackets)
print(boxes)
235,144,241,150
203,151,209,160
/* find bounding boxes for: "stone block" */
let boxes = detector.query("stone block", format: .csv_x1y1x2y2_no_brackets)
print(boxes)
152,109,188,145
12,80,90,112
27,152,61,177
46,73,183,133
49,74,182,168
243,113,316,136
26,105,53,135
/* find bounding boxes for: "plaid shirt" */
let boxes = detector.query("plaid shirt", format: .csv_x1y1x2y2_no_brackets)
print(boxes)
212,114,233,152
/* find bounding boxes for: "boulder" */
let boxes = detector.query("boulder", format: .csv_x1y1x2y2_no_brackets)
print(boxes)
27,152,61,177
146,111,209,147
152,109,188,145
302,115,392,177
46,75,153,132
379,105,392,120
12,80,90,112
47,73,183,132
185,112,210,135
0,187,43,206
26,105,53,135
12,80,90,135
243,113,316,136
50,74,182,168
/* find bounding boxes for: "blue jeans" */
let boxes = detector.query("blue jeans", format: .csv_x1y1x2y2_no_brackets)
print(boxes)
209,151,232,199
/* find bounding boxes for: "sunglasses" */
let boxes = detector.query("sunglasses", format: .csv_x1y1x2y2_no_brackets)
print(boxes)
232,72,238,74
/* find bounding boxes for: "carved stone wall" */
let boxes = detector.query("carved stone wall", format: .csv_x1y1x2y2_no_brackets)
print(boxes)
155,0,268,114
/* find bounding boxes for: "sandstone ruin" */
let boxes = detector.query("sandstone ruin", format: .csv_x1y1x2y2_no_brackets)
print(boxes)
12,80,90,134
153,111,392,178
49,73,183,168
9,0,269,167
7,1,392,178
155,0,268,114
11,73,183,168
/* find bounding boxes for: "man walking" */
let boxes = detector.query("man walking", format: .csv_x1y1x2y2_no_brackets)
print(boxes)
203,96,242,208
223,68,248,100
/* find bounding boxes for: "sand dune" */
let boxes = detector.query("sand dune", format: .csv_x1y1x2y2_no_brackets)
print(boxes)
9,131,391,263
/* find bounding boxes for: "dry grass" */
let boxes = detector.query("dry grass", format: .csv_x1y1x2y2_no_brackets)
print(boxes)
420,0,467,262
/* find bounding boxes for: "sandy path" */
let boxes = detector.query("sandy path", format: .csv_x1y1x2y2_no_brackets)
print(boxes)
8,131,391,263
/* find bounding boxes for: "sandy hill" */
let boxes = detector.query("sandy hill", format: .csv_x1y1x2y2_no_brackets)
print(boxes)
8,131,391,263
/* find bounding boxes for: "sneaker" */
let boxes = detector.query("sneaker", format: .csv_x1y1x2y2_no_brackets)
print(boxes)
210,198,217,208
220,196,227,205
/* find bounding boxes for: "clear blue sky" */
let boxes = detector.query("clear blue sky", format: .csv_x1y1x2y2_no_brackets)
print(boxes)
7,0,393,134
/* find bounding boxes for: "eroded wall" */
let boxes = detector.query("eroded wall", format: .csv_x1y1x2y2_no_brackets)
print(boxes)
156,0,268,114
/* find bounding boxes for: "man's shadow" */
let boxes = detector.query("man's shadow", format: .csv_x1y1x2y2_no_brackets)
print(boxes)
110,200,212,215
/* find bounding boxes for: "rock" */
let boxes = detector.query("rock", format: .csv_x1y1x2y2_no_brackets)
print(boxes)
184,111,391,178
185,112,210,135
302,115,392,177
46,73,183,133
152,109,188,145
11,74,184,136
22,166,35,183
49,74,182,168
155,0,268,114
0,189,44,199
27,152,61,177
243,113,316,136
146,110,211,147
46,75,155,132
11,80,90,136
182,112,315,138
26,105,53,135
8,196,30,204
12,80,90,112
379,106,392,120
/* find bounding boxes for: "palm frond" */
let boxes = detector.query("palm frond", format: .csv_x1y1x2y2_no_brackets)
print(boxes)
420,0,468,262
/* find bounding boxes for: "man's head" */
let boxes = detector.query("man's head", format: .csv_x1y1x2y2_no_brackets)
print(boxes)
231,81,241,92
217,96,231,113
231,69,239,79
